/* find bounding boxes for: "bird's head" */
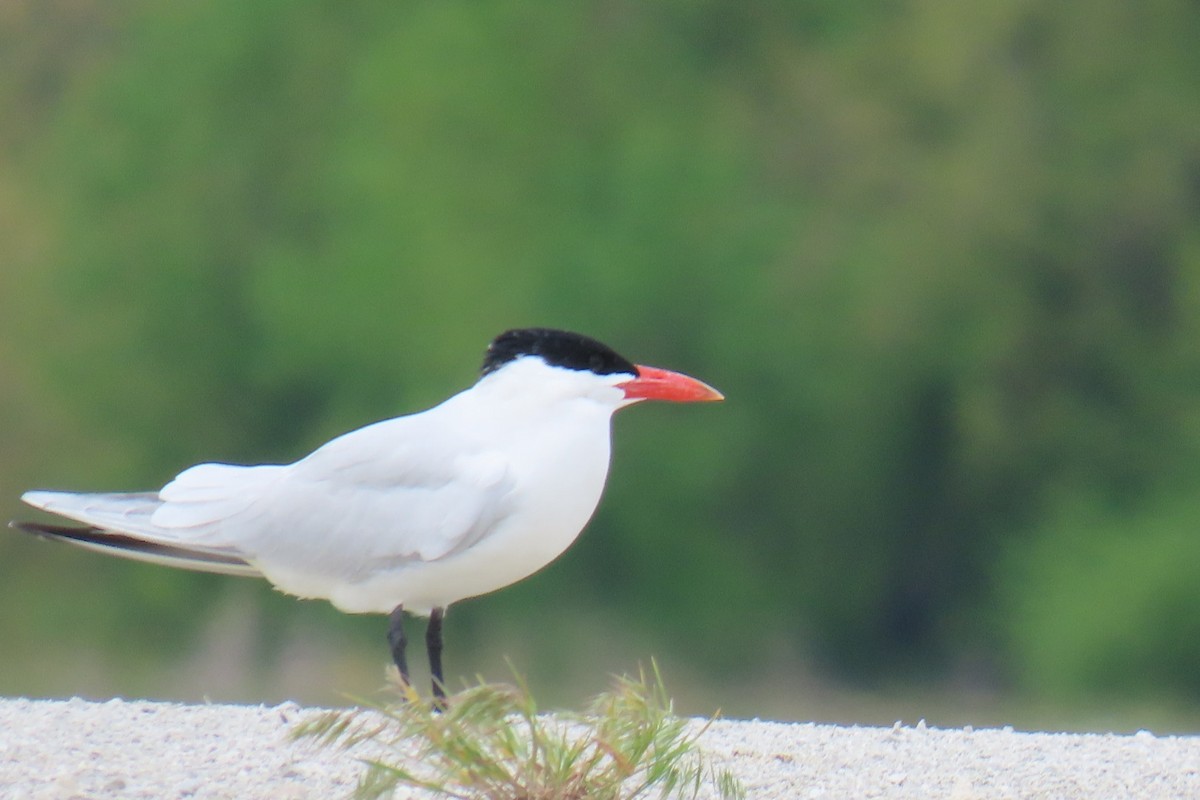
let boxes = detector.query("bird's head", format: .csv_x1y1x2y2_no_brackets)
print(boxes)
481,328,723,409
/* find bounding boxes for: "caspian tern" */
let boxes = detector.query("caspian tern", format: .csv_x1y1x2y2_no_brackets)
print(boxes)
10,328,723,700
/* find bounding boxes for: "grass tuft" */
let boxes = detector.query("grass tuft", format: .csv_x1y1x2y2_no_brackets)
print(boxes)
294,661,744,800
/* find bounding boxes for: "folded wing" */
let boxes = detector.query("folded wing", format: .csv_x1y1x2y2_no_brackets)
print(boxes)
15,415,519,601
15,490,260,576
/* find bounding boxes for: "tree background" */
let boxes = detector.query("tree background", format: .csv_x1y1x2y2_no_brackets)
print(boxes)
2,0,1200,730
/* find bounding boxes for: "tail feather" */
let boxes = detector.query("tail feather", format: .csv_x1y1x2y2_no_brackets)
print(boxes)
9,520,261,577
21,490,172,539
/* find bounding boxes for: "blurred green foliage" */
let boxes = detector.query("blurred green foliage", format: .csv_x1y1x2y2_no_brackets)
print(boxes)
2,0,1200,721
1002,488,1200,698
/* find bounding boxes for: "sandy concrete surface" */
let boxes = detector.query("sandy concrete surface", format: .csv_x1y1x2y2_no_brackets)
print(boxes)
0,697,1197,799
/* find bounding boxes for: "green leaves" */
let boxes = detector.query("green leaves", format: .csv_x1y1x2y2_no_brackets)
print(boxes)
295,664,743,800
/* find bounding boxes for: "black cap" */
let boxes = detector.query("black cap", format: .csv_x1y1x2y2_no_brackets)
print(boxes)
481,328,637,378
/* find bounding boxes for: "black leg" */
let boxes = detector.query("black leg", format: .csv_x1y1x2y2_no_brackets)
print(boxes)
427,606,446,707
387,605,410,687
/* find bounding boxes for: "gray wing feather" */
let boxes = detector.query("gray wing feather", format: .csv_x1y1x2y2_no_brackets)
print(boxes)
14,491,260,577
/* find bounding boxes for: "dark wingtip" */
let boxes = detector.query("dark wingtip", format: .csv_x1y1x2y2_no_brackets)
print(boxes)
6,521,257,576
8,520,101,539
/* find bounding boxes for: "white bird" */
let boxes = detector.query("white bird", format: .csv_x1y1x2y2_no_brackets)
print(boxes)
11,328,723,700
